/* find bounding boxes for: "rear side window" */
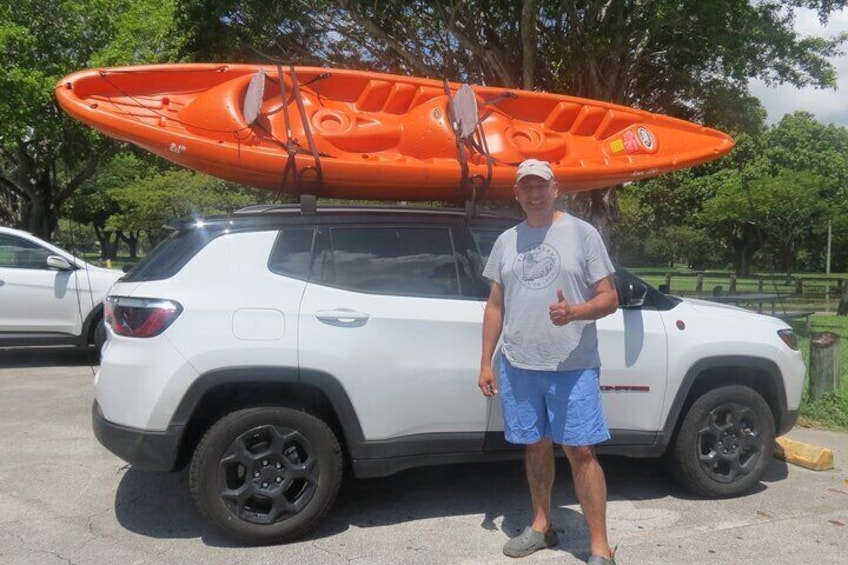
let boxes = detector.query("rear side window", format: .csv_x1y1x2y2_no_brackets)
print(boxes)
269,229,315,280
122,227,222,282
315,227,466,298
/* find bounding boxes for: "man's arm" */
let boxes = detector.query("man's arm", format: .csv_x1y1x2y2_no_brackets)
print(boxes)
549,275,618,326
479,281,505,396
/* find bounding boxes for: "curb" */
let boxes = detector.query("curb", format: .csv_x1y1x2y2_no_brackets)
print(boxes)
774,436,835,471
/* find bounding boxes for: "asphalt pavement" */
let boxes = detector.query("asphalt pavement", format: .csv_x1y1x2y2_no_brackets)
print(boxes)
0,347,846,564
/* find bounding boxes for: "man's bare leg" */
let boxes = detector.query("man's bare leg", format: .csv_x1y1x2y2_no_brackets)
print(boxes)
526,439,555,532
563,445,613,559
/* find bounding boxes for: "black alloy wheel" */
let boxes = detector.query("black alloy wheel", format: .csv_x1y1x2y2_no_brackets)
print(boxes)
190,407,343,544
669,385,775,498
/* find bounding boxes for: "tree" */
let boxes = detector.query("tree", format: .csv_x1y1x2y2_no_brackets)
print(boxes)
759,112,848,192
174,0,847,236
0,0,179,238
66,152,160,259
699,170,831,275
106,169,265,253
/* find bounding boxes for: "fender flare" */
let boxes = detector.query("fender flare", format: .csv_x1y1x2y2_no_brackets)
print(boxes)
80,302,104,345
170,366,369,458
661,355,788,440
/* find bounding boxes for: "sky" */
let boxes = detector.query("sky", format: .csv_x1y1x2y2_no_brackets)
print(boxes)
749,7,848,128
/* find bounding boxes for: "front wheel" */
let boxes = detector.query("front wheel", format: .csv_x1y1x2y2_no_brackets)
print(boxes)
668,385,775,498
189,407,343,545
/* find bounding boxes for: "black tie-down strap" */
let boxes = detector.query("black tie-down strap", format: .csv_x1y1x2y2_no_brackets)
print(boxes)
444,80,512,214
275,64,328,213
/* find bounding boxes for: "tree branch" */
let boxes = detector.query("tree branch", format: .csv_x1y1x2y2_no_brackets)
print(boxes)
334,0,435,77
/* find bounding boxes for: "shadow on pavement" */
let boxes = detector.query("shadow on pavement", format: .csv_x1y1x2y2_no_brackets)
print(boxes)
112,453,789,554
0,346,98,368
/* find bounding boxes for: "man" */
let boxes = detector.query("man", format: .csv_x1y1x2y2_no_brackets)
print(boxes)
478,158,618,564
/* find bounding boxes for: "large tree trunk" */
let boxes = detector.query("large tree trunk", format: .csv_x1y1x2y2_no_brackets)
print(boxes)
5,141,105,240
567,187,618,244
22,189,59,239
520,0,538,89
118,230,140,259
730,223,764,276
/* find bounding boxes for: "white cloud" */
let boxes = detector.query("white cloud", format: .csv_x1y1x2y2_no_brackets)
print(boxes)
748,7,848,127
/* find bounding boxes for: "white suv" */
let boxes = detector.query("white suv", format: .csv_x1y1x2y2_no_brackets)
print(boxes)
93,205,805,545
0,226,123,349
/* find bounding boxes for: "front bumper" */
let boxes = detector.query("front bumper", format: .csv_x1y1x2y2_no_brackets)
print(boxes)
778,409,799,437
92,401,184,472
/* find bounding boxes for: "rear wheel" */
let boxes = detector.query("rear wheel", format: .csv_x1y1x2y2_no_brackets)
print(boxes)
669,385,775,498
189,407,343,545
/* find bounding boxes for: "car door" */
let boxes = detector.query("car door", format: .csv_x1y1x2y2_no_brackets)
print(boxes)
595,296,669,434
0,233,83,336
298,223,490,444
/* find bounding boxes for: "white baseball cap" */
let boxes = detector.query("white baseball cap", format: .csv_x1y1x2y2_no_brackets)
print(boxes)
515,159,554,182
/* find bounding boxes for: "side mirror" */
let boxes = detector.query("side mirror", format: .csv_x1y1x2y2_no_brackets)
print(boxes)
46,255,74,271
619,280,648,308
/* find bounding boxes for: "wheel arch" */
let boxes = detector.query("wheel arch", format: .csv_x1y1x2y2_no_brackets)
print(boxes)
82,302,105,345
170,367,365,470
662,356,789,450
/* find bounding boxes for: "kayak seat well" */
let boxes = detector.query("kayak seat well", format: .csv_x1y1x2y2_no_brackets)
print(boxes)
177,73,261,145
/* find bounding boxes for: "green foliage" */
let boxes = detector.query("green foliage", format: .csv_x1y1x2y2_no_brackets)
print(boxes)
106,169,263,240
67,152,159,227
174,0,845,133
618,112,848,274
801,389,848,429
0,0,179,236
759,112,848,192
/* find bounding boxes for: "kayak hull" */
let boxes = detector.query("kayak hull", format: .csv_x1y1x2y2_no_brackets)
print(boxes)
55,64,734,200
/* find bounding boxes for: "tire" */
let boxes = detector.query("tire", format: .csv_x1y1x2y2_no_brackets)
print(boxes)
93,319,106,350
189,407,343,545
668,385,775,498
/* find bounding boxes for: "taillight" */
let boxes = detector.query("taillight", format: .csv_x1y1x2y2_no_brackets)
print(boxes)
105,296,183,337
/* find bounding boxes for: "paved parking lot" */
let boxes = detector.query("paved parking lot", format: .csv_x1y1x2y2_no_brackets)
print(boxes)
1,347,847,564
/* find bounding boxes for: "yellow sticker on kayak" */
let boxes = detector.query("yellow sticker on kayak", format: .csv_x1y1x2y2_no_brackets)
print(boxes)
609,139,625,153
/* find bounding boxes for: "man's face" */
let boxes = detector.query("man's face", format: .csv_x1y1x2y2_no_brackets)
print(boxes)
514,176,558,216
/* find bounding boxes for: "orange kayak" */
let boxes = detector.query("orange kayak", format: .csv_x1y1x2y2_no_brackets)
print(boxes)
55,63,734,201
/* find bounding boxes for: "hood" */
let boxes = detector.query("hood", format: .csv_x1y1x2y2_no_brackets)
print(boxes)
678,297,790,326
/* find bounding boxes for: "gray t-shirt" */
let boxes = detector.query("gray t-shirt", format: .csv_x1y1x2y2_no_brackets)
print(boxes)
483,213,615,371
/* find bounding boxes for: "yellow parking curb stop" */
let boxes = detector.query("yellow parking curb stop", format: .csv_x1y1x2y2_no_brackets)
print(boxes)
774,437,834,471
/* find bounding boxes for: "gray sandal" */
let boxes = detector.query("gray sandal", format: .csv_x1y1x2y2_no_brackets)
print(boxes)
587,552,617,564
502,525,558,558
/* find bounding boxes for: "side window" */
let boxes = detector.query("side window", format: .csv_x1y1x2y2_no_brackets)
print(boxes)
0,234,51,269
269,229,315,280
470,229,501,263
318,227,462,298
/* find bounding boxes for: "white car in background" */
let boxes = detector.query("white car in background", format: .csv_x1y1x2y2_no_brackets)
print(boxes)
0,226,123,350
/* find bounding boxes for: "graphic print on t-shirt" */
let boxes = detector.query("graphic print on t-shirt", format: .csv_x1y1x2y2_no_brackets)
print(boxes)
514,243,560,290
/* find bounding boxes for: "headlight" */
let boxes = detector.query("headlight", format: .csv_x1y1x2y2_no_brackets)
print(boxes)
777,329,799,351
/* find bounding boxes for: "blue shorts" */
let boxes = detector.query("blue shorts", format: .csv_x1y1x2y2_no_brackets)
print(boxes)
500,357,610,446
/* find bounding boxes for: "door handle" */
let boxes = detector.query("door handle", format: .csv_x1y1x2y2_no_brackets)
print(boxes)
314,309,370,323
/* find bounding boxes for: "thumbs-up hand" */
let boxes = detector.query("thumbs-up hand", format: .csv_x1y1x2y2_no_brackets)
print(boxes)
549,288,575,326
